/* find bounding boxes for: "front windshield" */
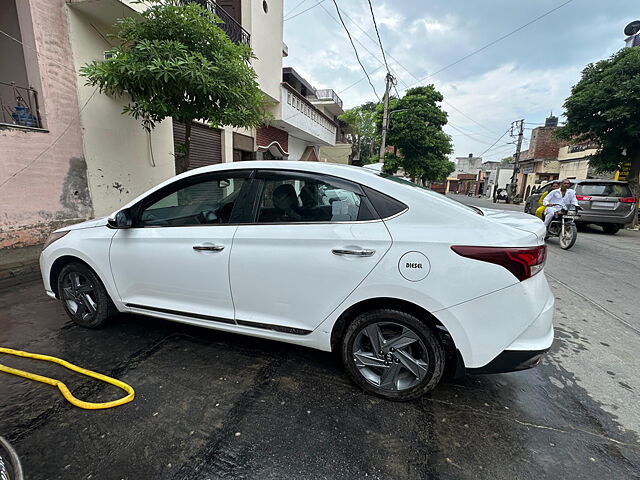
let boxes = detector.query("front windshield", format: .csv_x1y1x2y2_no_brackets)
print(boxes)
376,172,484,215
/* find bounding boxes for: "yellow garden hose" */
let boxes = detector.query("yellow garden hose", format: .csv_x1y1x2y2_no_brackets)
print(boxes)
0,347,134,410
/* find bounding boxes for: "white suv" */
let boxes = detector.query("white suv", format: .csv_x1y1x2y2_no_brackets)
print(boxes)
40,161,554,400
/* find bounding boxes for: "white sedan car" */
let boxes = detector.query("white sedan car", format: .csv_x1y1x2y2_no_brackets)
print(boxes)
40,161,553,400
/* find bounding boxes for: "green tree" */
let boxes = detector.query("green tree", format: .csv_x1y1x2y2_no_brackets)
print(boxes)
339,102,378,165
379,86,454,182
556,47,640,222
80,0,271,174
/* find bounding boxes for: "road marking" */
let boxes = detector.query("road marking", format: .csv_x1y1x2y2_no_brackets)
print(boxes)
547,272,640,336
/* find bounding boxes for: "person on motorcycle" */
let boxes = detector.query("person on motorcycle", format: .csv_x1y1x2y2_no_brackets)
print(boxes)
535,181,559,219
543,178,578,226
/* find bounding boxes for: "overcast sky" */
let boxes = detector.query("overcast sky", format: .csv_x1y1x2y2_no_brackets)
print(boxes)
282,0,637,162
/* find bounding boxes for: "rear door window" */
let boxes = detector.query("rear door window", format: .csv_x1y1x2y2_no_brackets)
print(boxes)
575,183,631,197
254,171,377,223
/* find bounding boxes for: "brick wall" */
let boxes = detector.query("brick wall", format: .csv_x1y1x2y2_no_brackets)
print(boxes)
0,0,90,276
521,127,566,160
256,125,288,153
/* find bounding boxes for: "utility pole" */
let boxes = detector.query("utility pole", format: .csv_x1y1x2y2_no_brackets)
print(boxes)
378,72,396,163
508,119,524,203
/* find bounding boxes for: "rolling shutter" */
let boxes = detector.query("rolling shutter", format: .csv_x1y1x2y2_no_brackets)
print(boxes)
173,121,222,170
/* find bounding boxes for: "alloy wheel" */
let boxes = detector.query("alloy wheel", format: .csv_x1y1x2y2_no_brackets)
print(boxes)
351,321,429,392
61,271,98,321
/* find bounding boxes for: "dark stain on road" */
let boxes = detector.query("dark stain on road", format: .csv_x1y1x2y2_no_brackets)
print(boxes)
1,281,639,479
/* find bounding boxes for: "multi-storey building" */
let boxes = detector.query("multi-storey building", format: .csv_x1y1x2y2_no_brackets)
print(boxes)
0,0,344,278
516,116,565,199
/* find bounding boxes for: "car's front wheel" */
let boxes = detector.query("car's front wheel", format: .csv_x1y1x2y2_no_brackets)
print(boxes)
57,262,116,328
341,309,445,401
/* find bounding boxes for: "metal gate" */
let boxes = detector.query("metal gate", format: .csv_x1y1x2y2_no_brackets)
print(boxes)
172,121,222,170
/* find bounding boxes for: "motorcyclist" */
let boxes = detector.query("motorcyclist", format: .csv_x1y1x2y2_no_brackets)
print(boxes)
543,178,578,227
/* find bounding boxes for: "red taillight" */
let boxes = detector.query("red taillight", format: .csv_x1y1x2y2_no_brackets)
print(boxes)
576,195,591,201
451,245,547,282
618,197,636,203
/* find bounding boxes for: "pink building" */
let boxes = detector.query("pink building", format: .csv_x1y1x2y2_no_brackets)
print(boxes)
0,0,92,279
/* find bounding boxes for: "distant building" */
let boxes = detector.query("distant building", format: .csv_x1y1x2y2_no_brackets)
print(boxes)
455,154,483,174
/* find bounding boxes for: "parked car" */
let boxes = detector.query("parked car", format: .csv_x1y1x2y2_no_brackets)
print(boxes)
40,161,554,401
525,179,636,234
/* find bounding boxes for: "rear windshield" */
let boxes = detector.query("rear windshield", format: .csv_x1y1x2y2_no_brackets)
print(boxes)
376,172,483,215
575,182,631,197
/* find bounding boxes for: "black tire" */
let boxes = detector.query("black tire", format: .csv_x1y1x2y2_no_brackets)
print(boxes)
57,262,116,328
559,223,578,250
524,203,531,214
601,224,620,234
341,309,445,401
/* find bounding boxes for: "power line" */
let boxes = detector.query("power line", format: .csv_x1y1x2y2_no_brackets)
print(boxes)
318,6,499,137
406,0,574,88
478,129,511,157
284,0,309,17
326,6,411,90
366,0,391,74
284,0,325,21
442,99,503,137
337,63,386,94
0,28,78,75
447,124,495,146
0,87,100,191
330,0,380,101
446,122,505,141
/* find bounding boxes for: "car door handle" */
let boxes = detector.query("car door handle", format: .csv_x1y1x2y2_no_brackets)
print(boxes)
193,244,225,252
332,248,376,257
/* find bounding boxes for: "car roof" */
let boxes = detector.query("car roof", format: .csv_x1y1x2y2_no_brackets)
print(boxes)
187,160,378,181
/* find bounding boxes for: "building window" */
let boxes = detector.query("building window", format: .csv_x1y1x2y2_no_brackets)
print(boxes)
0,0,43,129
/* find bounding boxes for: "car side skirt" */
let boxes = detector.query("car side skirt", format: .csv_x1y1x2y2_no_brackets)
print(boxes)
125,303,312,336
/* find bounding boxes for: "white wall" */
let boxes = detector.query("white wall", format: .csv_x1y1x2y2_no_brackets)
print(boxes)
280,86,336,145
68,8,175,217
245,0,283,102
288,135,308,161
559,159,590,179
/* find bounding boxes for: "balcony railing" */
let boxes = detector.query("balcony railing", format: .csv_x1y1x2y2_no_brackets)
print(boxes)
314,89,343,109
187,0,250,46
0,81,43,129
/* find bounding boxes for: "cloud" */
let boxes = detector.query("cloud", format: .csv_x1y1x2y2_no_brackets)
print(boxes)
282,0,638,158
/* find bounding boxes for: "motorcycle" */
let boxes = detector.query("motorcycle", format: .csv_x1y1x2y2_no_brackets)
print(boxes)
546,204,580,249
493,188,508,203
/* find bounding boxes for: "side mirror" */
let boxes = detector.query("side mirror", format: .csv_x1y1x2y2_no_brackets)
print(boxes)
107,208,133,229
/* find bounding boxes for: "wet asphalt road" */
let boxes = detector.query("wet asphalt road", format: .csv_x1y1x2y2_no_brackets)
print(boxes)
1,200,640,479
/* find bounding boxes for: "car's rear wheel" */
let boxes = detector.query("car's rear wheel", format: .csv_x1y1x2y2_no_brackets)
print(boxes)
341,309,444,401
601,224,621,234
57,262,116,328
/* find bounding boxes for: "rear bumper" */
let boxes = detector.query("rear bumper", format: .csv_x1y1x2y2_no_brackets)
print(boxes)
466,349,547,374
577,210,635,225
454,292,554,376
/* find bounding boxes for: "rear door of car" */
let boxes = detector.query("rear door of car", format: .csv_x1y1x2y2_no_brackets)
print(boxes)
228,170,393,333
576,182,634,219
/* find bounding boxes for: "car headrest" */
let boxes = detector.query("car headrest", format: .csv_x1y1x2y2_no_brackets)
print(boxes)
273,184,298,212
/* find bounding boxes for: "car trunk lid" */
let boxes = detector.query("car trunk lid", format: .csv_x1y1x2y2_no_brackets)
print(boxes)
479,208,546,244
